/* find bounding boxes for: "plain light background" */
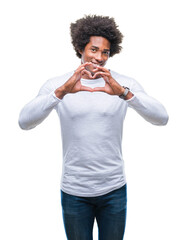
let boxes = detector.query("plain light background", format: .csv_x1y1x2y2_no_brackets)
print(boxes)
0,0,187,239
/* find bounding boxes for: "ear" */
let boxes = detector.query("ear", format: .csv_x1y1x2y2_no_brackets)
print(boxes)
79,50,83,55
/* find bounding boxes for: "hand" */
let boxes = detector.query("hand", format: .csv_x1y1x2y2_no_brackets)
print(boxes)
92,66,124,96
55,62,94,99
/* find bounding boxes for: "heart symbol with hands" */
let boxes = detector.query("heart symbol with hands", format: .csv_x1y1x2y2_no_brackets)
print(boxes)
55,62,127,99
69,62,124,96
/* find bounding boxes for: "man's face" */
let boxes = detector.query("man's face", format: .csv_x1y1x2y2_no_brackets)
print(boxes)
80,36,110,75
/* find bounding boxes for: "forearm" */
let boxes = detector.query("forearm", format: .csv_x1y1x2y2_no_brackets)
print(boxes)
54,85,68,99
19,91,61,130
127,92,169,125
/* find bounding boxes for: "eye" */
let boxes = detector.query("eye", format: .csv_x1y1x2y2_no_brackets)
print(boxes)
91,48,97,52
103,51,110,56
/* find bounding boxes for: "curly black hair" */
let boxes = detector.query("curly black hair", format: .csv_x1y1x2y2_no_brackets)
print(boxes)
70,15,124,58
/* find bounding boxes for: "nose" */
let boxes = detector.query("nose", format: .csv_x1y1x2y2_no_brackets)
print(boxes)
94,51,103,62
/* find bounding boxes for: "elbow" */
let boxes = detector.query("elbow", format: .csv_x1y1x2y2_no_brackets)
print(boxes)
160,107,169,126
152,103,169,126
154,112,169,126
160,114,169,126
18,121,35,130
18,119,30,130
18,114,26,130
18,115,34,130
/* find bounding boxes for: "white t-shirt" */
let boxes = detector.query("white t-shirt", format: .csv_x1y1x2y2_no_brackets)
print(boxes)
19,70,168,197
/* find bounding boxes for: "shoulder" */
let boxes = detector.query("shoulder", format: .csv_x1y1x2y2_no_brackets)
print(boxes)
47,71,74,89
38,71,74,95
110,70,145,92
110,70,135,87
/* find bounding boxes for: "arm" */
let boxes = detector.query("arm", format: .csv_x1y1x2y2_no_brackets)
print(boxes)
18,82,62,130
18,63,94,130
92,66,168,126
127,79,169,126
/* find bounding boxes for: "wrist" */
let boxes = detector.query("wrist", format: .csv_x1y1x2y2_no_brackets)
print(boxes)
54,86,67,99
125,90,134,100
119,86,134,100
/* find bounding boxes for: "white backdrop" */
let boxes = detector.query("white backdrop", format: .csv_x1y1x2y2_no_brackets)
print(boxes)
1,0,187,239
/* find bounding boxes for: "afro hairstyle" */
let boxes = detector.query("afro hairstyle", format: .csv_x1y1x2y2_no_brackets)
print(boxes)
70,15,124,58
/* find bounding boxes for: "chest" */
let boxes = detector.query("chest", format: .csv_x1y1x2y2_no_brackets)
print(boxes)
58,91,127,120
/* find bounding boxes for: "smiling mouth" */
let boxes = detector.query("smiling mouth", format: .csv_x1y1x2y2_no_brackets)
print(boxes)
91,62,103,68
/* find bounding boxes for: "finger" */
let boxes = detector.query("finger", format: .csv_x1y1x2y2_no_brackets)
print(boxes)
75,62,92,73
80,85,94,92
92,67,102,73
93,71,110,80
94,66,110,73
93,71,110,76
92,87,106,92
81,69,93,79
74,66,85,74
81,62,93,68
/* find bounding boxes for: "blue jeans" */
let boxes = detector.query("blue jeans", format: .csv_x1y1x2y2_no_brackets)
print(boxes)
61,184,127,240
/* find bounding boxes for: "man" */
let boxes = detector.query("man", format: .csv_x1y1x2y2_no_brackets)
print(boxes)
19,15,168,240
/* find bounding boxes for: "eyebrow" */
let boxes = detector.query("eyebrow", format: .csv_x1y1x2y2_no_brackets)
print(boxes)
91,45,110,52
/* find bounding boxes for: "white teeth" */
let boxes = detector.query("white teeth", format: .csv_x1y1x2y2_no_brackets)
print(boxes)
92,63,99,68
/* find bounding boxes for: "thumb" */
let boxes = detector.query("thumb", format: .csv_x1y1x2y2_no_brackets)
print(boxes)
80,84,94,92
92,87,106,92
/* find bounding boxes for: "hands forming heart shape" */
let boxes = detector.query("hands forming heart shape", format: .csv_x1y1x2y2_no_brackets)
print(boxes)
55,62,132,99
66,62,125,96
